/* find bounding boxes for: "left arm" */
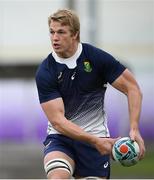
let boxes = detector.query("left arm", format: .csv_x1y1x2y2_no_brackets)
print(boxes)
111,69,145,160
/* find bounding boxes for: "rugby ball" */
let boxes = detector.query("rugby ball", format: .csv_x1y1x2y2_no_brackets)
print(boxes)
112,137,140,167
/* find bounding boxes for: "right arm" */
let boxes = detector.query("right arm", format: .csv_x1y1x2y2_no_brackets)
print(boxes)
41,97,118,155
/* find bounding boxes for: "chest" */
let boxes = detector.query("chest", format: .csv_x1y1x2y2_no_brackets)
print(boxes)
56,62,104,95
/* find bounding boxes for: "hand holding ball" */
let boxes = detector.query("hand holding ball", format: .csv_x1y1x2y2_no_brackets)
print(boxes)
112,137,140,167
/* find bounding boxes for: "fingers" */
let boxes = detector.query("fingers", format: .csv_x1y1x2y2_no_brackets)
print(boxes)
138,140,146,160
129,133,146,160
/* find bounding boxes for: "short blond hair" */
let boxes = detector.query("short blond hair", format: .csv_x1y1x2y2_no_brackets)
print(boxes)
48,9,80,41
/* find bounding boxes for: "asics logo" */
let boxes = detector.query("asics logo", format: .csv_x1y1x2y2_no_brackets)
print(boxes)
58,72,63,79
45,140,52,148
71,71,76,80
104,161,109,168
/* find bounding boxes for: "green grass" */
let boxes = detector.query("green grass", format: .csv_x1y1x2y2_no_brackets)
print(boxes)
111,147,154,179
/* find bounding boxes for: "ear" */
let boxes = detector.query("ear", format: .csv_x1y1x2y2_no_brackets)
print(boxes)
72,31,79,40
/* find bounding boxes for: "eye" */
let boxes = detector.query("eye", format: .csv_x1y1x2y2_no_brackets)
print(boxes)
58,30,66,34
49,30,54,35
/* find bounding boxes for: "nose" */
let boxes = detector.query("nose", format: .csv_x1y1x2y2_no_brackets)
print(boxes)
52,32,60,41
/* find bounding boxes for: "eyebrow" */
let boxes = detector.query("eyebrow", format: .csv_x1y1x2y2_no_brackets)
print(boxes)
49,28,66,32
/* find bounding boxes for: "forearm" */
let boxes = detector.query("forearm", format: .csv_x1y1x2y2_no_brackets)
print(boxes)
127,87,142,130
52,115,98,145
127,88,145,159
41,98,98,145
49,115,118,155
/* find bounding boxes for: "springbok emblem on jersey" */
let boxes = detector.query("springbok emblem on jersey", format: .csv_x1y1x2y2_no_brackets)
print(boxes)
84,60,92,72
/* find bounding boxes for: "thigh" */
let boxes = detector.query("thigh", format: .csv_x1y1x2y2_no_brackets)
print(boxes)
74,141,110,178
43,134,75,179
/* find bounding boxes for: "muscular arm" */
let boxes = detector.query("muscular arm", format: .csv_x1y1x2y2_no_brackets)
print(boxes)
41,98,118,155
111,69,145,159
112,69,142,129
41,98,98,143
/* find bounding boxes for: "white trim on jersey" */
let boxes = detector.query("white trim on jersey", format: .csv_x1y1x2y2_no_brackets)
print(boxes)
52,43,82,69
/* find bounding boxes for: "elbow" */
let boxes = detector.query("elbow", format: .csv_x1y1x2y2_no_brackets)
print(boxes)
127,85,143,100
52,119,60,129
131,86,143,101
51,117,64,132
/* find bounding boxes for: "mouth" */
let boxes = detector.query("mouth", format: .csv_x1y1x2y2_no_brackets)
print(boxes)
53,43,61,50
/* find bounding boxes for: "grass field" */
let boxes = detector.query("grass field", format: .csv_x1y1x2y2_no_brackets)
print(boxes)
111,144,154,179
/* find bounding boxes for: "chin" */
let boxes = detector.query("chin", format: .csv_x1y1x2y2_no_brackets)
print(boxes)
54,49,61,53
54,50,65,57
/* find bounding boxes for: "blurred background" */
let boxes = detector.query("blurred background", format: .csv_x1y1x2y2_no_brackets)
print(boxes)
0,0,153,179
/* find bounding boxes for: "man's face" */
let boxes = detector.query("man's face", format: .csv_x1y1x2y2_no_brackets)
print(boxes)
49,20,77,57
